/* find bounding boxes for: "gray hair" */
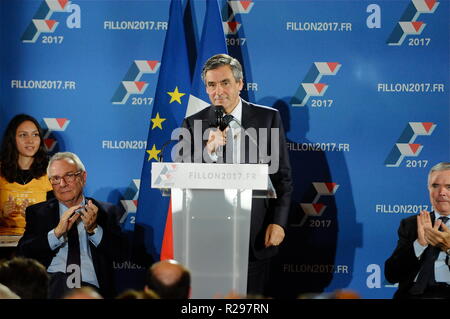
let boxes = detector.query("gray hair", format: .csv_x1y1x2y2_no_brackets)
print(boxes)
47,152,86,176
201,54,243,84
428,162,450,184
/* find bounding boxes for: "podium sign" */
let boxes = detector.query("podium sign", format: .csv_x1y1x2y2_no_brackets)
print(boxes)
151,162,271,298
151,162,268,190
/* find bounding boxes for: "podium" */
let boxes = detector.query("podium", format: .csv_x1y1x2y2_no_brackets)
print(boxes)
151,162,275,298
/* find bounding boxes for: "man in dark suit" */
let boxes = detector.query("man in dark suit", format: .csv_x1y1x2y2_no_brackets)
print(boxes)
17,152,127,298
179,54,292,295
385,162,450,299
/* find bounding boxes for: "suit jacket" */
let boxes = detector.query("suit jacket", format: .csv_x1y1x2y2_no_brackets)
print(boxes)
180,100,293,260
16,197,128,298
384,212,440,299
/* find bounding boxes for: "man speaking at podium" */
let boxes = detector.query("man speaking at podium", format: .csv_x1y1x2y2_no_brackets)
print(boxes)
179,54,293,296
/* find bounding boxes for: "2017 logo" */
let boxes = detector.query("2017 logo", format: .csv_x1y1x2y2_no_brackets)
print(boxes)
21,0,81,43
111,60,160,105
387,0,439,46
119,179,140,231
384,122,436,167
223,0,254,35
292,182,339,227
291,62,341,107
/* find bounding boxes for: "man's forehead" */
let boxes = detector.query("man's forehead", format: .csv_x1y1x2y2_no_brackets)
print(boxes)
205,65,234,77
430,170,450,182
50,159,76,171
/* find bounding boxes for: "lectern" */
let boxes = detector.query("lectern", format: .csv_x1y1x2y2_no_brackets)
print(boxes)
151,162,275,298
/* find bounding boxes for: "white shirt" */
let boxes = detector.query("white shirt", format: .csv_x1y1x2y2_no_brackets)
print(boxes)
47,197,102,287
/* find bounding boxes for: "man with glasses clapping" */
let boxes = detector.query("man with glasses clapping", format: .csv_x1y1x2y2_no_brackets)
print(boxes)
17,152,128,299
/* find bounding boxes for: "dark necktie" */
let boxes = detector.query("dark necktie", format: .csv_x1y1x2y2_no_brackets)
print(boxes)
221,114,234,164
66,223,81,271
409,216,449,295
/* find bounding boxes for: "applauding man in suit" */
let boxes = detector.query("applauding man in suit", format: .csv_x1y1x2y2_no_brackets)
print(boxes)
385,162,450,299
17,152,127,298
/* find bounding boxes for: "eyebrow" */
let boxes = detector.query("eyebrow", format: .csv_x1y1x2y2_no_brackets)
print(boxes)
17,130,39,133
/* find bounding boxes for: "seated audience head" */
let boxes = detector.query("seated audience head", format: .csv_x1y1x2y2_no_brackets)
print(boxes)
47,152,87,207
116,289,159,299
0,257,48,299
0,113,48,181
145,259,190,299
63,286,103,299
428,162,450,216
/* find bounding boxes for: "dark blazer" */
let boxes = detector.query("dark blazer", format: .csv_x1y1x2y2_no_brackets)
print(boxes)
180,100,293,260
16,197,128,298
384,212,439,299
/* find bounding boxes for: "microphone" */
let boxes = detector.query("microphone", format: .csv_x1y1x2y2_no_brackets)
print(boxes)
211,105,233,131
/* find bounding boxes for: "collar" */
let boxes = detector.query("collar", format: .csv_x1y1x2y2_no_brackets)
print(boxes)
228,98,243,123
434,211,450,222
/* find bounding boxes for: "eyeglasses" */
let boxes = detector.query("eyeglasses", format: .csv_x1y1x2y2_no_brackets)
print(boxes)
49,171,82,185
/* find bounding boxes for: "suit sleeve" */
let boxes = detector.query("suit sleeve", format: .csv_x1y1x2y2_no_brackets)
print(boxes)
384,217,421,284
268,111,293,229
16,206,56,267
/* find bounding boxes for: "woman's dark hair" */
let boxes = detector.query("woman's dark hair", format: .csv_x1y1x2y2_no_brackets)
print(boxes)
0,114,48,182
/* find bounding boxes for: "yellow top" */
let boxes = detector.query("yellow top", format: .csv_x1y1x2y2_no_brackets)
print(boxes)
0,175,53,235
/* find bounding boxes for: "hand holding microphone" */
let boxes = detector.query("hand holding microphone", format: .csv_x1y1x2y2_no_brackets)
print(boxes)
206,105,233,154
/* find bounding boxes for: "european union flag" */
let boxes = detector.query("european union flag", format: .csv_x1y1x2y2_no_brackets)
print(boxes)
135,0,191,261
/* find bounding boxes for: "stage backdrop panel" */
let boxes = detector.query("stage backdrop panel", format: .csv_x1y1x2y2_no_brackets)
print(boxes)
0,0,448,299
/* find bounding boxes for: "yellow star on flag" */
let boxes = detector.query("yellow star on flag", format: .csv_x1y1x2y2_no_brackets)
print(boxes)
167,86,186,104
151,113,166,130
146,144,161,161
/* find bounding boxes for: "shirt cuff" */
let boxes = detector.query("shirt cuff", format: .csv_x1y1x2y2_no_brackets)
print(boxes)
88,225,103,247
413,239,427,258
48,229,65,250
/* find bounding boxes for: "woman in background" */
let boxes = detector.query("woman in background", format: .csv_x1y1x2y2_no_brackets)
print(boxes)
0,114,53,236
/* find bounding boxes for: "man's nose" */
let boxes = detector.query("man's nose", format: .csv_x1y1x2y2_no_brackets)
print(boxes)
214,84,223,95
439,187,448,196
59,178,68,187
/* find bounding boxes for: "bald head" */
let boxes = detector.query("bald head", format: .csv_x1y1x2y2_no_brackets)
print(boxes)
145,259,190,299
63,287,103,299
151,260,185,286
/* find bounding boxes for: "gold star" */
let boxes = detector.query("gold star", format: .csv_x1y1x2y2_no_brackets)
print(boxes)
151,113,166,130
167,86,186,104
146,144,161,161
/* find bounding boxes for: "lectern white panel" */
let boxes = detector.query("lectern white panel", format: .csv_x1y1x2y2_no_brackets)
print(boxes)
172,188,251,298
152,162,272,299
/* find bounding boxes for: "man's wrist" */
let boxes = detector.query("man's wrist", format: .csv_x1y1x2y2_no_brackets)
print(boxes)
54,228,63,239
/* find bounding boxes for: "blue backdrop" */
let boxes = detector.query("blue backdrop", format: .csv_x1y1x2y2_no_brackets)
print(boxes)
0,0,448,299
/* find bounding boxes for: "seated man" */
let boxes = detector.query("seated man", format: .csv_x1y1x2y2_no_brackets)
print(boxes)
385,162,450,299
17,152,128,298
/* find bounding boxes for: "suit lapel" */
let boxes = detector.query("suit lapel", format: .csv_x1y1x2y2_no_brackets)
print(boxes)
241,100,258,130
48,199,61,229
